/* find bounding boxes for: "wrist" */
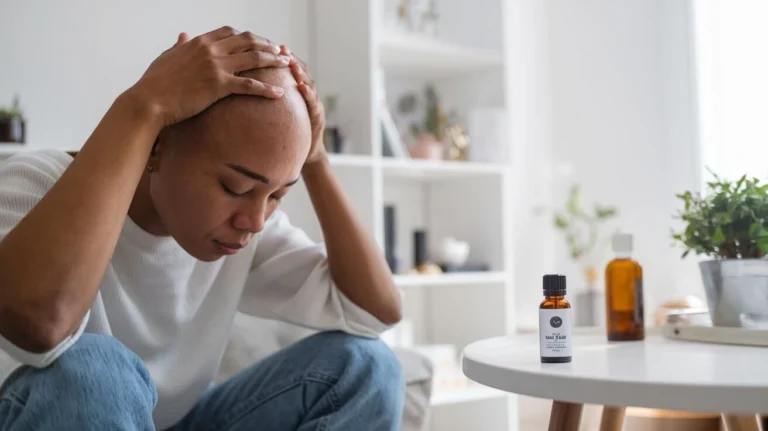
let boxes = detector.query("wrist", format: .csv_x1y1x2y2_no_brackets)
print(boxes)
302,153,331,177
117,86,165,133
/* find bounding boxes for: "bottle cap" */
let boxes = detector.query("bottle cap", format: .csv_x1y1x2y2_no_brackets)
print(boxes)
612,233,633,253
543,274,566,296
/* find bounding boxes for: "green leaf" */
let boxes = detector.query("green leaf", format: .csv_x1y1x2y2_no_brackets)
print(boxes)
750,222,762,238
712,227,725,245
758,229,768,254
554,214,568,229
682,249,690,258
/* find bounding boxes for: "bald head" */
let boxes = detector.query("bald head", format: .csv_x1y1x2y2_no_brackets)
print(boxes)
166,66,312,161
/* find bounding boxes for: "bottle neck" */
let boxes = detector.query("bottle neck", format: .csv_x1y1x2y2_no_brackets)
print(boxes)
544,295,566,301
614,251,632,259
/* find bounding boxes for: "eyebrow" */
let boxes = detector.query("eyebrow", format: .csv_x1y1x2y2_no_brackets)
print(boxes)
225,163,299,187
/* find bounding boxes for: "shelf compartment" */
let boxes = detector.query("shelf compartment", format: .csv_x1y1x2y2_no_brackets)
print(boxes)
394,271,507,287
379,32,503,77
381,157,507,180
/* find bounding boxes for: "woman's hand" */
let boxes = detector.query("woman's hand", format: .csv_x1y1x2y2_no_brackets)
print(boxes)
282,45,328,166
129,26,292,128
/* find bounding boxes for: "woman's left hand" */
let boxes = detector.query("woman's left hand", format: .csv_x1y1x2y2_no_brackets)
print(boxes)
281,45,327,166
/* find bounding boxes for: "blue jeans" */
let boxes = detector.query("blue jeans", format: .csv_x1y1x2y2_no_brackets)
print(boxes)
0,331,405,430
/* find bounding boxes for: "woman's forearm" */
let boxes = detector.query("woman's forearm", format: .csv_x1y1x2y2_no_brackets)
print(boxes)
0,90,162,352
302,158,402,325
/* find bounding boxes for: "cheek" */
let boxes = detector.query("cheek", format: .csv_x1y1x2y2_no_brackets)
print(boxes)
150,170,233,236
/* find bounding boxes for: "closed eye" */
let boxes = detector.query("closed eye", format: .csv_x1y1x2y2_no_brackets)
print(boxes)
221,181,247,197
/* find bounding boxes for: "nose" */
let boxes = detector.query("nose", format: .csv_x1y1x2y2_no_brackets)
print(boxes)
232,201,267,233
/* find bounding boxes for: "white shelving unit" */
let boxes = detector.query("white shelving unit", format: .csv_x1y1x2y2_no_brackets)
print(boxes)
283,2,517,430
379,31,503,77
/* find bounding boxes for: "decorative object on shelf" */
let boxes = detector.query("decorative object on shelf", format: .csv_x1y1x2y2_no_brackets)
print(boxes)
672,170,768,326
381,103,409,158
536,184,618,327
396,85,447,161
0,95,25,144
409,229,442,274
413,0,439,37
437,237,470,267
438,262,490,273
322,95,345,154
467,107,507,163
443,111,471,161
384,204,401,273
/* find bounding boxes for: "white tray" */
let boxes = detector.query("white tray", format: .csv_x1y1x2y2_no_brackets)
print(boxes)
662,322,768,347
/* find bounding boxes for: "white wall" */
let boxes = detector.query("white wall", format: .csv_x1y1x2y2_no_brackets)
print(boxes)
0,0,309,150
513,0,704,329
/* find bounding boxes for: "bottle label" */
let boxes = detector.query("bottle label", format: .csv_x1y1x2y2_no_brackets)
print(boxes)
539,309,572,357
634,278,644,325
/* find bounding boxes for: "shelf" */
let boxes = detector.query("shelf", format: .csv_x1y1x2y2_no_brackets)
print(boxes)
431,385,507,406
327,153,373,168
0,143,30,156
394,271,507,287
379,31,503,77
381,157,507,180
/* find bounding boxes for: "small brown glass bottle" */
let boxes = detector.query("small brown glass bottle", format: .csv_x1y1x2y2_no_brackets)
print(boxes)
605,233,645,341
539,274,572,363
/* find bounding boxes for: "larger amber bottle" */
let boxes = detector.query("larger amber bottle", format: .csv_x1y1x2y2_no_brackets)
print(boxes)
605,233,645,341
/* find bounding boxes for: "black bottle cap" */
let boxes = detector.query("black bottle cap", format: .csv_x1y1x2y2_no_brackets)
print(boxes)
543,274,566,296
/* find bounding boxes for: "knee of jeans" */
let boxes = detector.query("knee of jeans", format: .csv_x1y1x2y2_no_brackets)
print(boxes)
54,334,157,407
309,332,405,393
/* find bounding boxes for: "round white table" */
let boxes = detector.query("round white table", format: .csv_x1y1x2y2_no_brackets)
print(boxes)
463,334,768,431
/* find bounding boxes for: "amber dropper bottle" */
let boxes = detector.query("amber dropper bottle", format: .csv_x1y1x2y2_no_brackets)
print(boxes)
605,233,645,341
539,274,572,363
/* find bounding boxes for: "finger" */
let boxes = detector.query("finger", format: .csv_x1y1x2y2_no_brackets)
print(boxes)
199,25,240,43
228,76,285,99
226,51,291,73
217,31,281,55
175,32,190,46
290,53,308,70
291,62,315,87
298,83,322,116
280,44,292,56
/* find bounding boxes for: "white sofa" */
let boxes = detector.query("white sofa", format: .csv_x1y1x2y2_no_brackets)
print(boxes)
0,313,434,430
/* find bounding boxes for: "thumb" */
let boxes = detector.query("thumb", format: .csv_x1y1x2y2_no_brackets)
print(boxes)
175,32,190,47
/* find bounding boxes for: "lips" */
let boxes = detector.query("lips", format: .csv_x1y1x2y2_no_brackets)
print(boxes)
215,240,246,250
213,239,248,255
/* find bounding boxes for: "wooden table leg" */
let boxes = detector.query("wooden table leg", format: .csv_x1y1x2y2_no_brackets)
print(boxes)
722,414,760,431
548,400,583,431
599,406,626,431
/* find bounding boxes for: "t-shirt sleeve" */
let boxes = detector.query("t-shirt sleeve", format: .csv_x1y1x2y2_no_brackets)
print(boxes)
238,210,392,338
0,150,90,368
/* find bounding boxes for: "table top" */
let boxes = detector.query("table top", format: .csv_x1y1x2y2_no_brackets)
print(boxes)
462,334,768,414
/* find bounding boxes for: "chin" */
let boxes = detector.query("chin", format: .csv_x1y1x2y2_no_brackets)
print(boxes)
175,239,223,262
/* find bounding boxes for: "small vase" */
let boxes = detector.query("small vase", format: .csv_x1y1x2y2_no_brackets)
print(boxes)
0,118,25,143
409,133,443,160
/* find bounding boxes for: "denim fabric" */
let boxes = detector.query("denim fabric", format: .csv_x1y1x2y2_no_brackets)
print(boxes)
0,332,405,431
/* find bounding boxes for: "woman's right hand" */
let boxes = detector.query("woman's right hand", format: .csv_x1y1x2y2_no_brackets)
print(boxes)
128,26,291,128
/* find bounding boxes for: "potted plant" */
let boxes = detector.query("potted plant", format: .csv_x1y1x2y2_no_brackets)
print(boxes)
672,171,768,326
537,184,618,326
396,85,445,160
0,95,26,144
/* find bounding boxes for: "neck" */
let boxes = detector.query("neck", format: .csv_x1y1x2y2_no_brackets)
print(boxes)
128,171,168,236
614,252,632,259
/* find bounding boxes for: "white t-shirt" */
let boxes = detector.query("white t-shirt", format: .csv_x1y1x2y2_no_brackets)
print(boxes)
0,150,389,429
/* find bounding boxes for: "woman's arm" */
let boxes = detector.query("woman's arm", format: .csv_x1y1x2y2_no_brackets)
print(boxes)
289,49,402,325
301,159,403,325
0,27,290,353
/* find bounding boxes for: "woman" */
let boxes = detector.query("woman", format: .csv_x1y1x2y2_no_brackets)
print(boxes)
0,26,404,430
